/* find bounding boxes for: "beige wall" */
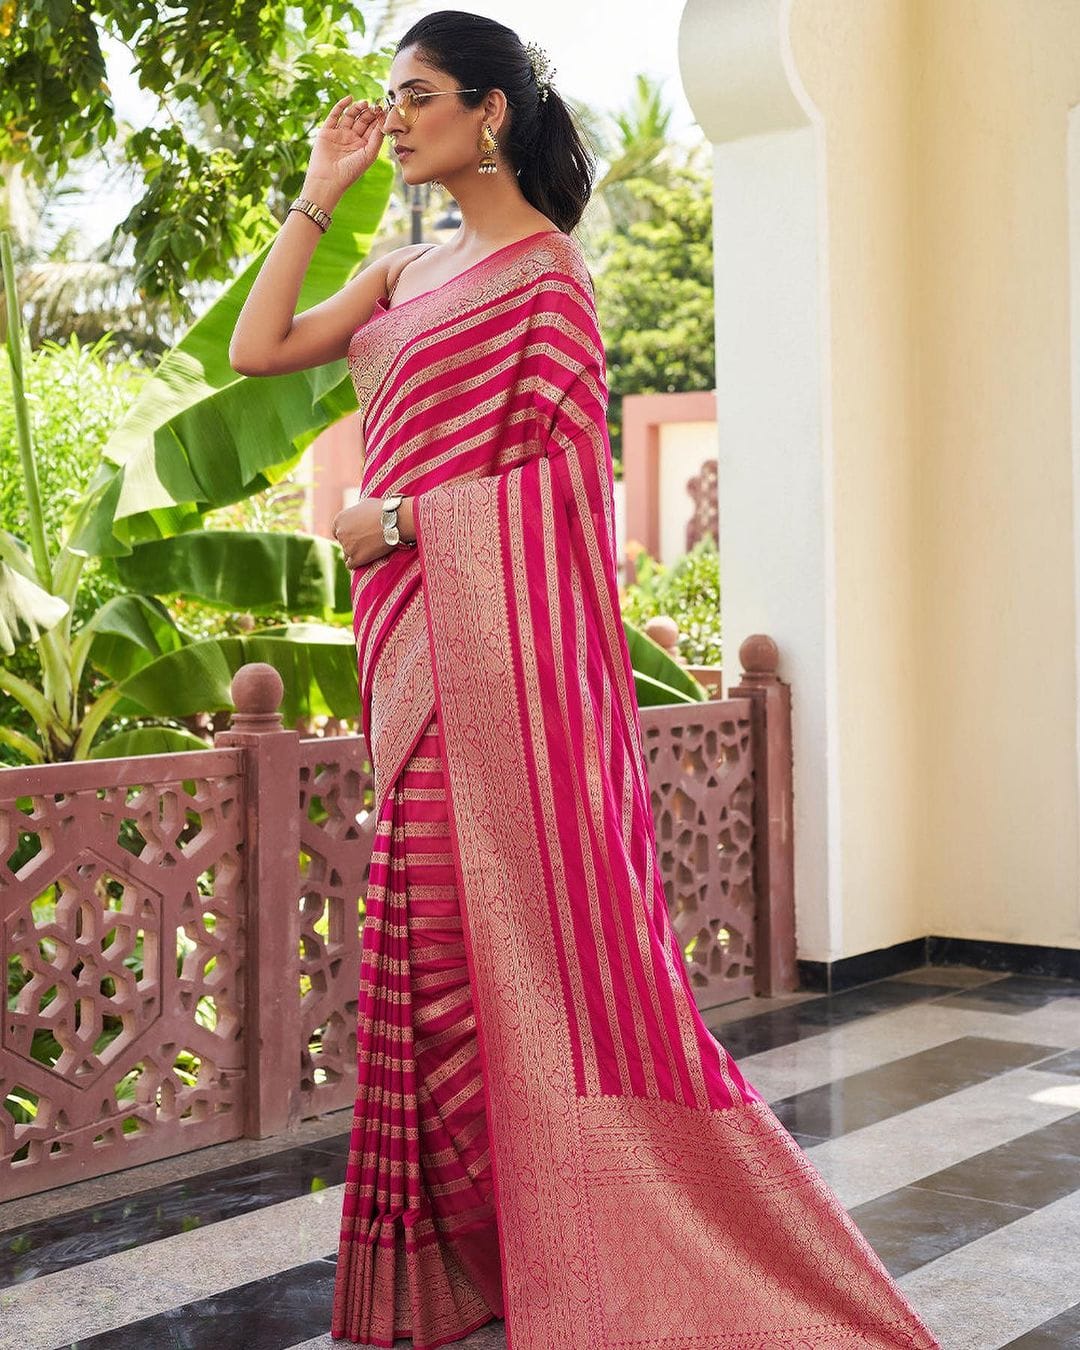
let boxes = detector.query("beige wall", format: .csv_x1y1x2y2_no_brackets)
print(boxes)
905,2,1080,951
789,0,922,960
681,0,1080,961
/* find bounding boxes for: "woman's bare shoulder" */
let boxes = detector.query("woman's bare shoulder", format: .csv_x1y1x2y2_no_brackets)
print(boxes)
381,240,440,265
380,241,440,292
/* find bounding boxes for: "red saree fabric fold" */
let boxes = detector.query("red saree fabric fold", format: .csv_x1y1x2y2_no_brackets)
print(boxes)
331,714,504,1348
335,230,941,1350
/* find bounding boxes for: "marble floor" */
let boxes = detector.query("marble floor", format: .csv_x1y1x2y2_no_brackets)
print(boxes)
2,964,1078,1349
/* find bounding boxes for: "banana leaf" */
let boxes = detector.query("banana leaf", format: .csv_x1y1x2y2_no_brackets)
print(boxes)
0,530,69,655
622,619,707,703
632,668,702,707
111,624,359,723
84,594,190,681
112,530,352,617
87,727,212,759
67,158,394,558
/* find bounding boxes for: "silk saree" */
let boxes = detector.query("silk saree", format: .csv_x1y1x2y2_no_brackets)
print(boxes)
332,229,940,1350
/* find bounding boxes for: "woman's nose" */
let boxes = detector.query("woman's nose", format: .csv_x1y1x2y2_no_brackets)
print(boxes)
380,103,407,134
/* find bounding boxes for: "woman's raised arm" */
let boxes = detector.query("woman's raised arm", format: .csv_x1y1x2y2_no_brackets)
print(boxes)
229,94,389,377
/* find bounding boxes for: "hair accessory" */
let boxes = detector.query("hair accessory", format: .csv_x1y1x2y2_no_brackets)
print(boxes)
524,40,556,102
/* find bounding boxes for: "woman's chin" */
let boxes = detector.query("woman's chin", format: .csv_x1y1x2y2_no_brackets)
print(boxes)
399,160,442,187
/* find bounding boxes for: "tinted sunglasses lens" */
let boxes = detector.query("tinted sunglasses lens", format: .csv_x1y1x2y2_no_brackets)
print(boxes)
382,91,418,121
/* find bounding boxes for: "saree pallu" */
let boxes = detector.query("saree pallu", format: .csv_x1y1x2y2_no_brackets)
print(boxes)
333,230,941,1350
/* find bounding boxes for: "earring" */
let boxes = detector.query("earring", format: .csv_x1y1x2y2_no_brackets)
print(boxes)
478,123,499,174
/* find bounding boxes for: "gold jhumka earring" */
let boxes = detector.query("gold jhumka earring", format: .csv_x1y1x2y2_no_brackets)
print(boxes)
478,123,498,173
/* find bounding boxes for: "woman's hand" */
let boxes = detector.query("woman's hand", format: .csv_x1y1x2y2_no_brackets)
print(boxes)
304,95,388,205
332,498,397,570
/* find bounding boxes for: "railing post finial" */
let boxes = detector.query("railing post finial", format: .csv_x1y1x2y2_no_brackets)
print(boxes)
228,663,284,734
738,634,780,681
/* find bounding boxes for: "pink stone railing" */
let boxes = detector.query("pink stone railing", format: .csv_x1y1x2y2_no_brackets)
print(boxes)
1,637,793,1199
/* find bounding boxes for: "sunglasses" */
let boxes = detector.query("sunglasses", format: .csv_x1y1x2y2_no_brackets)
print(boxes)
379,87,481,126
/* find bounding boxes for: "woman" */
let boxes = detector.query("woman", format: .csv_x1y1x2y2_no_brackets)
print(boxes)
231,12,942,1350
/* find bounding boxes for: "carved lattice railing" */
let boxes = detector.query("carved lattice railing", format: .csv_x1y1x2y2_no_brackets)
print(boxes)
3,636,793,1196
643,700,757,1003
1,750,247,1200
297,737,375,1119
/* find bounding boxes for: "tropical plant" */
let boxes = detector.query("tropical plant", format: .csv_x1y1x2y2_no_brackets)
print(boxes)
574,73,709,246
0,152,394,763
0,0,389,315
620,536,721,667
0,157,187,361
0,328,148,760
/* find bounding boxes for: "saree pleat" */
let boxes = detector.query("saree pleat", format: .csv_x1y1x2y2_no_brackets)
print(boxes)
331,715,503,1348
334,229,942,1349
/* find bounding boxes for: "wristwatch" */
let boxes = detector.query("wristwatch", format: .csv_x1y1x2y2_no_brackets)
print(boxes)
380,493,416,549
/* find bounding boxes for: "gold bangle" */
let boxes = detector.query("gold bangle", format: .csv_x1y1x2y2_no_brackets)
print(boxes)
288,196,333,232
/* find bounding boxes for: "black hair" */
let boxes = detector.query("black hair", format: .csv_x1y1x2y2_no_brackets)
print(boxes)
395,10,595,235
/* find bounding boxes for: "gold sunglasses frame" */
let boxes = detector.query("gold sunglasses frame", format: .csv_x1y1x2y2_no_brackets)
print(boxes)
379,87,481,125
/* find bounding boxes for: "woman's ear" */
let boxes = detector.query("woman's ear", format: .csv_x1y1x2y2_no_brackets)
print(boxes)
482,88,507,128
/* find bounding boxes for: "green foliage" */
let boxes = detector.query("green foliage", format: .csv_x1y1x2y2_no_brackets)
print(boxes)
0,1,387,310
0,332,146,567
0,160,391,763
593,73,705,230
66,161,392,557
0,333,146,758
0,250,371,761
593,171,715,462
620,537,722,667
621,619,706,704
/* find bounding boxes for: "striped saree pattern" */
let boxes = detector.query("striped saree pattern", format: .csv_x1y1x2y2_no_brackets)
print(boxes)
331,715,503,1348
334,230,941,1349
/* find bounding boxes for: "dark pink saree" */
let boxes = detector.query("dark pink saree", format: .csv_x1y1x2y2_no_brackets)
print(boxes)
332,229,940,1350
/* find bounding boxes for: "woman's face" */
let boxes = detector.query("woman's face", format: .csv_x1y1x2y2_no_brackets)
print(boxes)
383,47,502,183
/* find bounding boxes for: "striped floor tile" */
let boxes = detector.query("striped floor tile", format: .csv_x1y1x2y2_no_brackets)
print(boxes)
1,966,1076,1350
